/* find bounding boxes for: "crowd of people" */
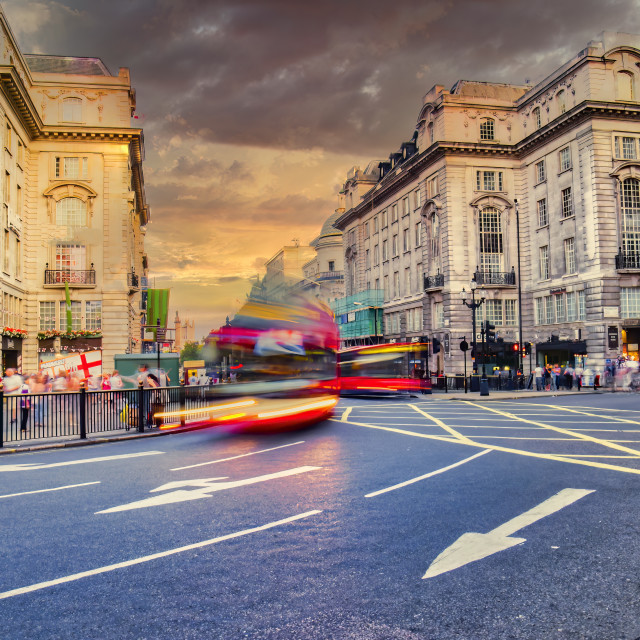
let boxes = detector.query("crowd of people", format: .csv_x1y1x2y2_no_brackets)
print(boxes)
533,363,583,391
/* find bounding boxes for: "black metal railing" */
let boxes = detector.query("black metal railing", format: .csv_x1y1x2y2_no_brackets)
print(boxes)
615,250,640,270
473,268,516,286
315,271,344,281
0,384,222,447
127,272,140,289
424,273,444,290
45,263,96,286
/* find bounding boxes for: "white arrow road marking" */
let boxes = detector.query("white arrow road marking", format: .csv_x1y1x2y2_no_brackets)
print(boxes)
96,465,322,513
0,510,322,600
365,450,491,498
170,441,305,471
0,451,164,472
423,488,595,579
0,481,101,499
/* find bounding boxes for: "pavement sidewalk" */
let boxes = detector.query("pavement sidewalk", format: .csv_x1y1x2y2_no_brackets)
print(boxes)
0,388,600,456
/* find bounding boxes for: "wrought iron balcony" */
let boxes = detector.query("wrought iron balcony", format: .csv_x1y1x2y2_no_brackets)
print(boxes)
315,270,344,281
128,271,140,290
473,268,516,286
424,273,444,290
44,263,96,287
615,250,640,270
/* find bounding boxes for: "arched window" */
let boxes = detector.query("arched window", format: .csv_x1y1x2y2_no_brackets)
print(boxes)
56,197,87,226
479,118,494,141
556,90,566,114
478,207,503,273
617,72,634,101
532,107,541,130
430,213,440,266
62,97,82,122
621,178,640,257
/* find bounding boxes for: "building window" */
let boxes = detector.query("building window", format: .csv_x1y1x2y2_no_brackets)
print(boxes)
392,234,398,257
434,301,443,328
505,299,517,326
414,189,421,209
415,222,421,247
364,221,370,239
55,156,89,179
427,174,439,197
535,298,544,325
621,287,640,318
373,216,379,233
616,71,634,101
533,107,541,129
539,245,549,280
393,271,400,298
403,228,410,252
382,240,388,261
56,197,87,226
566,292,577,321
561,187,573,218
555,295,565,323
559,147,572,172
615,136,638,160
476,170,503,192
39,301,56,331
478,207,503,273
537,198,548,227
391,204,398,223
557,90,566,114
402,197,409,216
365,249,370,269
545,295,554,324
328,260,335,272
536,160,546,183
479,118,495,141
621,178,640,257
578,290,586,320
383,275,389,300
481,299,503,326
85,301,102,330
564,237,576,273
56,243,86,271
14,237,20,278
404,267,411,295
59,300,82,331
381,210,388,227
62,97,83,122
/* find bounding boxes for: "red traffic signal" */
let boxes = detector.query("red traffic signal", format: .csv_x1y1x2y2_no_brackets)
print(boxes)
512,343,520,351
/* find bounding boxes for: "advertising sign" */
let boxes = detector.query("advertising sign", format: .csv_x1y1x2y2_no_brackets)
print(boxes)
40,350,102,378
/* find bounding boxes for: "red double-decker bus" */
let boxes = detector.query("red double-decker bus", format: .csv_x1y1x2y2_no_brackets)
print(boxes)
338,342,431,396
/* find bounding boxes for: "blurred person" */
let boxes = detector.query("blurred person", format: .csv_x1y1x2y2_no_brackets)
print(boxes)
4,367,22,425
534,364,545,391
574,364,583,390
31,372,47,428
51,371,68,392
19,377,30,432
564,364,574,390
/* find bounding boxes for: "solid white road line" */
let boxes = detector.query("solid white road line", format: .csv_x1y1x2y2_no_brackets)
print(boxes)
0,451,165,472
0,481,100,499
170,441,305,471
365,450,491,498
0,510,322,600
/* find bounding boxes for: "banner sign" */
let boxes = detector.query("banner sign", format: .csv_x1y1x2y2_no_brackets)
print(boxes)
146,289,170,339
40,350,102,378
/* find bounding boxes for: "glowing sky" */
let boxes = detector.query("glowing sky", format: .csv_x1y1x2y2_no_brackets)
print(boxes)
6,0,640,338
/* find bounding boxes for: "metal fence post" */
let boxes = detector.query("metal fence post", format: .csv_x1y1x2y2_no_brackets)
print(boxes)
79,385,87,440
138,381,145,433
179,383,186,427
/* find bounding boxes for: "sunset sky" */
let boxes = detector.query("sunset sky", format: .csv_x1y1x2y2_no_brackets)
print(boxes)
6,0,640,338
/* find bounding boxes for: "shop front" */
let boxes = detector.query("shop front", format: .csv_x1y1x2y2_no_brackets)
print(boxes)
2,335,23,373
621,325,640,361
535,339,587,368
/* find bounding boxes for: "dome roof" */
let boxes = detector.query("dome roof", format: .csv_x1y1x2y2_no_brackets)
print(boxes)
319,210,343,239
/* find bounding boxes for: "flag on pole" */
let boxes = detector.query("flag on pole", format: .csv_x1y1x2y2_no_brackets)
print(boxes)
146,289,170,339
65,281,73,332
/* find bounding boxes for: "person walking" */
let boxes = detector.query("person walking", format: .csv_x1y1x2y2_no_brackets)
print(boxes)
534,364,545,391
564,364,574,390
19,378,30,432
574,364,583,391
552,364,562,390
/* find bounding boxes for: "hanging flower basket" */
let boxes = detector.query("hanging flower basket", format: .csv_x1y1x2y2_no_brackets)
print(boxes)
2,327,27,339
37,329,102,340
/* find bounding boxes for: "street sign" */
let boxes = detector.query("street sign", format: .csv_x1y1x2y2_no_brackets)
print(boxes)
443,333,450,355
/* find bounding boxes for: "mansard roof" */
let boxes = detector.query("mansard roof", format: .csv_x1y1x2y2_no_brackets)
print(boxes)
24,54,112,76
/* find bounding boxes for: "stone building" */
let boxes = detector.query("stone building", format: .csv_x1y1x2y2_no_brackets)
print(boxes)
334,32,640,374
0,8,147,373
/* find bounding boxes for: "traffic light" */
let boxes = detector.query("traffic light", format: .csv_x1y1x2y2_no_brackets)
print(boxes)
524,343,532,355
432,337,441,354
459,339,469,352
485,321,496,342
512,343,520,352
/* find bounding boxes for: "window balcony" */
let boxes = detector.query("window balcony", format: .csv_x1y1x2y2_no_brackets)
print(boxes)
44,263,96,288
424,273,444,290
315,270,344,282
473,267,516,286
128,271,140,290
615,250,640,270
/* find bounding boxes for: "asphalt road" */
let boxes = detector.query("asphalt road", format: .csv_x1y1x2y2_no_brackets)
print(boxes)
1,393,640,639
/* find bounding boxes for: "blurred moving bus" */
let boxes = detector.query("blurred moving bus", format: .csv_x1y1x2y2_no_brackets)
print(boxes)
338,342,431,396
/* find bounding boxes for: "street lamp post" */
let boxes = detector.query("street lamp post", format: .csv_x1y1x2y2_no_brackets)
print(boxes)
514,198,524,389
460,281,489,396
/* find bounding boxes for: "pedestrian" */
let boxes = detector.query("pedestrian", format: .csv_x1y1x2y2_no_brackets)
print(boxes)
31,372,47,428
553,364,562,390
564,364,574,390
19,378,30,432
574,364,583,390
4,368,22,425
544,366,551,391
534,364,545,391
188,371,198,386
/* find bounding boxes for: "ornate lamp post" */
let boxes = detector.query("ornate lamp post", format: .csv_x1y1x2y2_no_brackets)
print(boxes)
460,280,489,396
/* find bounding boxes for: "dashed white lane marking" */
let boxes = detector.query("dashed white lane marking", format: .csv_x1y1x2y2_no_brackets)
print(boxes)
365,450,491,498
170,441,305,471
0,481,100,499
0,451,164,472
0,510,322,600
340,407,353,421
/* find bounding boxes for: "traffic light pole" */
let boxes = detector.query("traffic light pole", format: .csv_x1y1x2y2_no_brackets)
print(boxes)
479,322,489,396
